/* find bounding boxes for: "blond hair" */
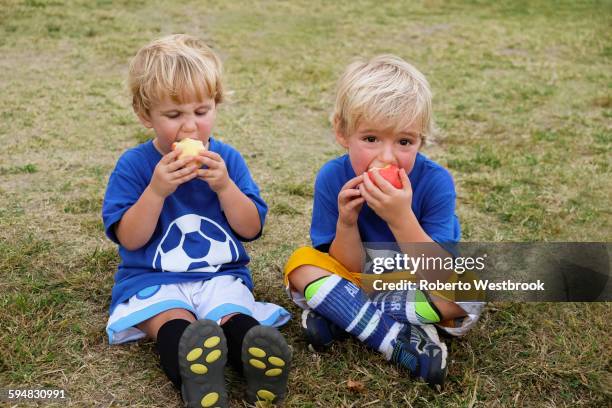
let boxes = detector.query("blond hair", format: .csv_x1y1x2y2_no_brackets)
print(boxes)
129,34,223,115
332,55,435,143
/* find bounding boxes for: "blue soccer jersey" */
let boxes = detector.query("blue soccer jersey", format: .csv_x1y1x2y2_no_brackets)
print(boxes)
310,153,460,249
102,137,267,313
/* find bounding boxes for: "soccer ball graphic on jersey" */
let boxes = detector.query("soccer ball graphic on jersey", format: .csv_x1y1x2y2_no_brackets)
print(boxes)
153,214,239,273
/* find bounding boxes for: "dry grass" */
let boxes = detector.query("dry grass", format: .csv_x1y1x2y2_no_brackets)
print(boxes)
1,0,611,406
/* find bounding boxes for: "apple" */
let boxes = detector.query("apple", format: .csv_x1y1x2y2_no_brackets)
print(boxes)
171,138,206,165
367,164,402,189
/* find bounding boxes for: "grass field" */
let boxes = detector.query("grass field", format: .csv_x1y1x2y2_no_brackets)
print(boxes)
1,0,611,406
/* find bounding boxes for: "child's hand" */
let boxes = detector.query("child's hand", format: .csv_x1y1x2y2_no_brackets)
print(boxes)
360,168,413,228
149,148,199,198
337,174,365,227
195,151,231,193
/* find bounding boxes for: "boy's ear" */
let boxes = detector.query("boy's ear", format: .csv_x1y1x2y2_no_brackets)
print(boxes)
333,115,349,148
134,106,153,128
334,128,349,148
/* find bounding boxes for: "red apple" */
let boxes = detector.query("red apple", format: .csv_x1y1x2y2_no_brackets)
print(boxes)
368,164,402,189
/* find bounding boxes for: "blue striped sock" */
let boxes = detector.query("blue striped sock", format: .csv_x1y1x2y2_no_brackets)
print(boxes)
371,290,441,325
306,274,403,359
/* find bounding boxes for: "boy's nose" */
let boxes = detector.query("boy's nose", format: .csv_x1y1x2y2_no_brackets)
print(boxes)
182,117,197,132
379,143,395,163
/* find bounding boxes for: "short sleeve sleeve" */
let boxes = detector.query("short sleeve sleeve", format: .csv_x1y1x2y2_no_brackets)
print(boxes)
225,150,268,242
310,166,340,251
419,170,460,244
102,153,148,244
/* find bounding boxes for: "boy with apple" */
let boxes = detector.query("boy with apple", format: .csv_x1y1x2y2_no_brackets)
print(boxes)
102,34,292,407
283,55,483,387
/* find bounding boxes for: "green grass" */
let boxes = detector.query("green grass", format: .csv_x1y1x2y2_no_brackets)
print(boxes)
1,0,611,406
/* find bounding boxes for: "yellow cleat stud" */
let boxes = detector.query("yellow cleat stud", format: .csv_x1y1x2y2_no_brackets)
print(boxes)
190,364,208,374
186,348,203,362
200,392,219,407
249,359,266,369
256,389,276,401
205,349,221,363
265,368,282,377
203,336,220,348
268,356,285,367
248,347,266,358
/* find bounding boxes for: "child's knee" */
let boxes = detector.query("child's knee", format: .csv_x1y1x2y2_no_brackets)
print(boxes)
288,265,332,294
138,308,196,339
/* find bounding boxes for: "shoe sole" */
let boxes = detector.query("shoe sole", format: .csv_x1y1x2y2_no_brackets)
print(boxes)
242,325,292,405
178,319,228,408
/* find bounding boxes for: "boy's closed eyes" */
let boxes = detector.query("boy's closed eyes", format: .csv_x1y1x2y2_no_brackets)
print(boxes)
161,104,214,119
